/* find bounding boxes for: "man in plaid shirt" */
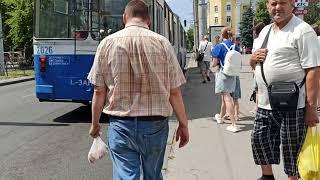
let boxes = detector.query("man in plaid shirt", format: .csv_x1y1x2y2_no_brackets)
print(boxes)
87,1,189,180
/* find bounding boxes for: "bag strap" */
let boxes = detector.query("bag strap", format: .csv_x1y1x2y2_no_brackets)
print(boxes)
203,42,208,52
221,43,230,52
260,26,272,87
219,43,231,69
260,26,306,88
299,76,306,88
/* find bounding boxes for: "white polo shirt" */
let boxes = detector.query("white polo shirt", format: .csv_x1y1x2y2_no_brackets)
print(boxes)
198,40,213,62
254,16,320,110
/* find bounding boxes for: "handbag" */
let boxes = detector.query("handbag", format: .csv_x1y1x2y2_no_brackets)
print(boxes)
250,90,256,103
196,42,208,62
260,27,306,111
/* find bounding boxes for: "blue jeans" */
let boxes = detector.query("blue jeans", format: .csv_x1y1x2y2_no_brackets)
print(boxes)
107,117,169,180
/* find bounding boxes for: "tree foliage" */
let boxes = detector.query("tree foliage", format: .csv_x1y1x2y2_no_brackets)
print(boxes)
0,0,12,51
304,0,320,25
239,7,254,48
254,0,271,25
4,0,33,50
186,27,194,51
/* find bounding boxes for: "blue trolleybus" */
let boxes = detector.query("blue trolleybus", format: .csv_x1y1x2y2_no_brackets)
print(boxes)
33,0,187,104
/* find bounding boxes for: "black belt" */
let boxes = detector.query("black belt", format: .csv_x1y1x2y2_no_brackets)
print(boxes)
109,115,167,121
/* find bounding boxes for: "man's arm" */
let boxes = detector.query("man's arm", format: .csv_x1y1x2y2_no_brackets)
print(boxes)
89,86,107,138
212,57,219,67
169,87,189,148
305,67,320,127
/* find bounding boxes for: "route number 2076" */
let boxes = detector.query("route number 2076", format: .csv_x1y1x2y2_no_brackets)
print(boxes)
36,46,53,55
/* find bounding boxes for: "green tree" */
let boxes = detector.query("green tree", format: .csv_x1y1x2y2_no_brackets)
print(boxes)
254,0,271,25
186,27,194,51
304,0,320,25
239,7,254,48
0,0,12,51
4,0,33,52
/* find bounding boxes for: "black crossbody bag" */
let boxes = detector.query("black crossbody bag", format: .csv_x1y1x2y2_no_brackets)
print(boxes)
260,27,306,111
196,42,208,62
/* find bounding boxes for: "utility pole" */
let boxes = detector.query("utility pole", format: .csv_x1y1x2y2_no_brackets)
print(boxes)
193,0,199,52
198,0,207,42
0,12,5,76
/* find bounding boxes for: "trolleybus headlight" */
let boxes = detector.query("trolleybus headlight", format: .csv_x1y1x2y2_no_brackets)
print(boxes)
40,57,46,72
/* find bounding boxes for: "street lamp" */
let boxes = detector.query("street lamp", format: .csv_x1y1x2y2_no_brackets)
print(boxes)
0,12,5,76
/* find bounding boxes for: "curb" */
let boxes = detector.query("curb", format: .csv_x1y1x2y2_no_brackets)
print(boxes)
162,55,194,174
162,120,178,173
0,76,35,86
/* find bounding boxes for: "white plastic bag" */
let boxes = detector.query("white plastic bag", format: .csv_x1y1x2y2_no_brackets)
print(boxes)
88,136,108,164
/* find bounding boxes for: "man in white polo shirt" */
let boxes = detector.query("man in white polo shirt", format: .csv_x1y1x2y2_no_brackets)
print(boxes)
198,35,213,83
249,0,320,179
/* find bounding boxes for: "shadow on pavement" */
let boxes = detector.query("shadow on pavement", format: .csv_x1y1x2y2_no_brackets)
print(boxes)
239,116,254,121
181,67,221,120
0,122,69,126
237,123,254,132
53,105,109,123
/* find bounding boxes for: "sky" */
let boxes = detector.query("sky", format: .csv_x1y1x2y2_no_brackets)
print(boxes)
166,0,193,29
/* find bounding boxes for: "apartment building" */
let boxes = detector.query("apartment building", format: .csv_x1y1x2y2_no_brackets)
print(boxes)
207,0,256,36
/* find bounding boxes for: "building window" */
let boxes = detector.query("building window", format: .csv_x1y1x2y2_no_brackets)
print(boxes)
215,17,218,24
226,16,231,23
226,4,231,12
214,5,218,13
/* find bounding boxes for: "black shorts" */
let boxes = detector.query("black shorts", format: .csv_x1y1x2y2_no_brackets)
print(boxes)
251,108,307,177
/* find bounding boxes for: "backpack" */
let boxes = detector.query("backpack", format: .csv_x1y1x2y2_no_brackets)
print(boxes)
220,43,242,76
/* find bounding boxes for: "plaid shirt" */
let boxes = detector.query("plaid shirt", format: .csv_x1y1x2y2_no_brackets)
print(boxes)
87,21,186,117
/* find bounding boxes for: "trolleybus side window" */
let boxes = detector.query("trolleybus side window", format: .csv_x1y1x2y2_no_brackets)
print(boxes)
156,2,164,35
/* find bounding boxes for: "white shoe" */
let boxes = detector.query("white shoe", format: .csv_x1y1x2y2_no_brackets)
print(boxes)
226,125,240,133
214,114,224,124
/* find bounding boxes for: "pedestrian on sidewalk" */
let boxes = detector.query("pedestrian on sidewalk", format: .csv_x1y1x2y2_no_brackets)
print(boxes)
249,22,266,116
212,27,241,133
87,1,189,180
214,35,221,47
231,37,242,121
250,0,320,179
198,35,213,83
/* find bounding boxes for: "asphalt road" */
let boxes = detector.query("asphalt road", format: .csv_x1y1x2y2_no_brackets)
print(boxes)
0,81,112,180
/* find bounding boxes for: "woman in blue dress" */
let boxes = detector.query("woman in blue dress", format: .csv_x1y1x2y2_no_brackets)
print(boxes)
212,27,240,133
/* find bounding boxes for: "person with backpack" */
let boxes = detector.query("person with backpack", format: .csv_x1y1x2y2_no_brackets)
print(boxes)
212,27,241,132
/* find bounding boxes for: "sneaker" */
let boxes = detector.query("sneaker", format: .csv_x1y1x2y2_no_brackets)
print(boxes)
214,114,224,124
202,80,206,84
226,125,240,132
207,76,211,81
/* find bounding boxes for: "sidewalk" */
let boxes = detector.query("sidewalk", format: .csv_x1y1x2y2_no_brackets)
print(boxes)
0,75,34,86
164,56,289,180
